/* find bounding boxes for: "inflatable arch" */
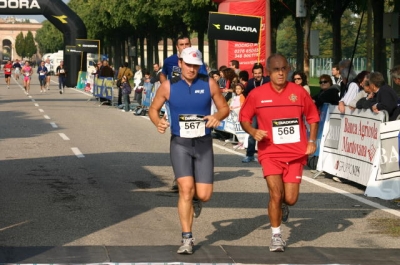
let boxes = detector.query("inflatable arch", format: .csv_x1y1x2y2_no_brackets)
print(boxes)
0,0,87,87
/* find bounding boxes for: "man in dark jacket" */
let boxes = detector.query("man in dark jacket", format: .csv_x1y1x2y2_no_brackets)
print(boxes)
99,60,114,77
366,72,399,121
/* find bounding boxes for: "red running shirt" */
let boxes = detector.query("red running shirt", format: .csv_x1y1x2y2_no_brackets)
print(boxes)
239,82,320,163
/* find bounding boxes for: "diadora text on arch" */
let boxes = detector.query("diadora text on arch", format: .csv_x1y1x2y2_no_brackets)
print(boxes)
224,25,257,33
0,0,40,9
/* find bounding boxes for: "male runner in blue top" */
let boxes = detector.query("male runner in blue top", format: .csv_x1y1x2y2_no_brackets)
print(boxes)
149,47,229,255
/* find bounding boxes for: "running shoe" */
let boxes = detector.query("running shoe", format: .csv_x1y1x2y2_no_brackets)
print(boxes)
193,199,202,218
242,156,257,163
60,90,62,94
269,234,286,252
282,204,289,223
177,237,194,254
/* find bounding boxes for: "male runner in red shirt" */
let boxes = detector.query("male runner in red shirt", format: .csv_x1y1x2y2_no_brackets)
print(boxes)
240,54,319,252
4,60,13,89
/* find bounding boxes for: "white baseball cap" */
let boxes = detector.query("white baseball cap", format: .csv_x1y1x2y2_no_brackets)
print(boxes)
179,47,203,65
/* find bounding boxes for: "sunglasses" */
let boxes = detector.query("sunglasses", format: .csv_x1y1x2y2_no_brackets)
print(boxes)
294,78,302,81
319,80,329,84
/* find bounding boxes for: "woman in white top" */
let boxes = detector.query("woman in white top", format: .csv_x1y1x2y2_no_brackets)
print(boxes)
133,65,143,89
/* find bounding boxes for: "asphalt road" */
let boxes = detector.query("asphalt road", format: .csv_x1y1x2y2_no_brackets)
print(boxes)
0,73,399,265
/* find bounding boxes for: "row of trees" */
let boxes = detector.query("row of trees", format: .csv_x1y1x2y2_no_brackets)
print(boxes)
15,31,37,61
33,0,399,79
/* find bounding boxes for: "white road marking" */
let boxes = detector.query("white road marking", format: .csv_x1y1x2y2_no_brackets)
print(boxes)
0,220,30,232
213,140,400,218
71,147,85,158
302,176,400,218
43,115,50,119
50,122,58,128
34,103,39,107
38,109,44,113
70,87,93,97
59,133,70,141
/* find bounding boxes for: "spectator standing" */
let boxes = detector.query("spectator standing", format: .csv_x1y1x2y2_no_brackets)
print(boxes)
117,62,133,106
159,35,208,83
4,60,12,89
348,71,370,109
37,61,48,93
56,61,67,94
312,74,340,110
120,75,132,112
230,83,246,150
366,72,399,121
390,65,400,86
221,67,237,102
148,47,229,255
99,60,114,78
292,71,310,94
238,70,249,87
331,64,342,85
242,63,270,163
337,67,357,113
239,54,319,252
151,63,162,84
230,59,241,75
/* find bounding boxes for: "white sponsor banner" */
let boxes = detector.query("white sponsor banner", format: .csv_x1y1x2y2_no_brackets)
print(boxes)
317,106,384,186
318,105,400,199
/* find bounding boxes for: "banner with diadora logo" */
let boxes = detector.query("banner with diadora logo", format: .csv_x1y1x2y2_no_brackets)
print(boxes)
208,12,261,43
212,0,267,75
0,0,87,88
317,105,400,199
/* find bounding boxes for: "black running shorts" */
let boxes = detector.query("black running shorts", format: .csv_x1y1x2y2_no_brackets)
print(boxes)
170,134,214,184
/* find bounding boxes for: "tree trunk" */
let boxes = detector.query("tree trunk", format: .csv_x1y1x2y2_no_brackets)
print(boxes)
139,36,145,69
163,37,168,60
303,0,311,77
295,17,304,71
392,0,400,94
270,25,277,54
366,0,373,71
209,39,216,70
332,1,342,64
372,0,387,81
146,37,153,72
154,35,160,65
198,32,204,57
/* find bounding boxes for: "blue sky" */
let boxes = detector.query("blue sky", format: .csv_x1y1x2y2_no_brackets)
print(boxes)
1,0,70,23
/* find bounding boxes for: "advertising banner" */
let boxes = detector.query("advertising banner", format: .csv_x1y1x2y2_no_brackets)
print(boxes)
66,45,82,54
76,71,87,90
142,82,153,107
215,0,267,74
76,39,100,53
216,108,248,143
317,106,384,186
93,77,113,101
208,12,261,43
377,120,400,180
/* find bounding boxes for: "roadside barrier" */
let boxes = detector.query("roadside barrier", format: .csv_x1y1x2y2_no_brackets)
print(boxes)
316,104,400,200
93,77,114,105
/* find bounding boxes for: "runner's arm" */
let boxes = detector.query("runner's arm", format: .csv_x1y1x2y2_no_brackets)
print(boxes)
204,78,229,128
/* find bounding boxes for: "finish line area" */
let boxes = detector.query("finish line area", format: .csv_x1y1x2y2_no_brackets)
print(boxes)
0,75,399,265
0,245,399,265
